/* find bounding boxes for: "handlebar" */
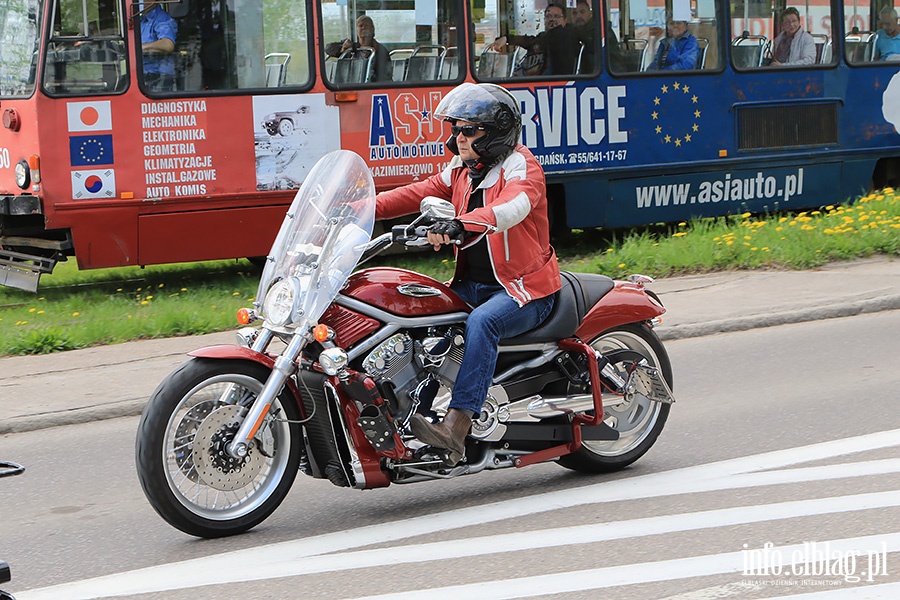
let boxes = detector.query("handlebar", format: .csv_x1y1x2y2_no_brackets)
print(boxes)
391,223,463,247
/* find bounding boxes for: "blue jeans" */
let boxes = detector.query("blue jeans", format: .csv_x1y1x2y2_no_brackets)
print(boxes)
450,281,555,416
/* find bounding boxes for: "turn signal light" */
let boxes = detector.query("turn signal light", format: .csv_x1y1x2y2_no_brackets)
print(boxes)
28,155,41,184
313,324,333,342
236,308,252,325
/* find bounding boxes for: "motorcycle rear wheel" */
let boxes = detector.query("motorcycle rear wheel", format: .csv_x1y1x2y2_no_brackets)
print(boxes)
136,358,303,538
557,323,672,473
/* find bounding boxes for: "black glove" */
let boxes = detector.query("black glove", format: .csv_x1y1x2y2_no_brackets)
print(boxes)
430,219,464,239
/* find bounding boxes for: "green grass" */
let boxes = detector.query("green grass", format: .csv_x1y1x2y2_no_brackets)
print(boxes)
1,191,898,357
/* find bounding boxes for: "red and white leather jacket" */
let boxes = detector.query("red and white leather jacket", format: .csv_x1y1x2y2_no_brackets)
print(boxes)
376,144,561,306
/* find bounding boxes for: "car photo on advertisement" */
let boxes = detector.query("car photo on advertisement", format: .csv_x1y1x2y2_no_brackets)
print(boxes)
262,105,310,136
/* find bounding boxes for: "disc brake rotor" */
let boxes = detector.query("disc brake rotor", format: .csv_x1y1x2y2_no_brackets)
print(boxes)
193,404,265,491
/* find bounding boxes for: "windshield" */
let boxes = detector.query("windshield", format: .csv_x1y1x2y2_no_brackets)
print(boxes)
0,0,41,97
256,150,375,325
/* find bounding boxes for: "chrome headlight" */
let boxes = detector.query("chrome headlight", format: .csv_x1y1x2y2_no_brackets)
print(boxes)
263,278,299,326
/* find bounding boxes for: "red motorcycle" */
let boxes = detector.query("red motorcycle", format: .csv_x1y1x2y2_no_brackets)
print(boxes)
135,150,675,538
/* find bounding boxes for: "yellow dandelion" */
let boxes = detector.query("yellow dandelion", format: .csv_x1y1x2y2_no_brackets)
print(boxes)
28,308,36,313
37,310,44,315
233,291,240,296
146,295,153,300
672,232,687,237
181,287,187,292
618,263,626,269
141,300,149,306
158,283,164,288
72,312,80,317
678,222,687,227
741,212,751,218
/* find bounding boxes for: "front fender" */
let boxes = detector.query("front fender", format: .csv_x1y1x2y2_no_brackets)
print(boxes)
575,282,665,341
188,344,276,369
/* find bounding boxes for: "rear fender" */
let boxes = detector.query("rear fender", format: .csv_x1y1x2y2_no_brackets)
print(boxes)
187,345,306,418
575,282,665,341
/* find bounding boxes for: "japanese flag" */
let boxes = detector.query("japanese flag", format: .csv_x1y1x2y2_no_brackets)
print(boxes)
67,101,112,132
71,169,116,199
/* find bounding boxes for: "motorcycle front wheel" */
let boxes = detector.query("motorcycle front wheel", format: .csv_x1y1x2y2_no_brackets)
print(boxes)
136,358,303,538
557,322,673,473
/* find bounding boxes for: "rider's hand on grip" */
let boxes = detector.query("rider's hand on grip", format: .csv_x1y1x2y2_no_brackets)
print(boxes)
428,219,465,247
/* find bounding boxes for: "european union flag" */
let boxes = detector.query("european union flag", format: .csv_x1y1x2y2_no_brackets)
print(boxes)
69,134,114,167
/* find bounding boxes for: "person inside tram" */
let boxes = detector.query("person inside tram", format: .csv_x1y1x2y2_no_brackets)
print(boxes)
325,15,392,82
489,2,568,76
647,15,699,70
552,0,597,73
875,8,900,61
139,1,177,92
375,83,559,465
769,7,815,66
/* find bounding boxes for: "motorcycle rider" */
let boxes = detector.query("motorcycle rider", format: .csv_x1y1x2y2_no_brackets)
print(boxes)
375,83,561,463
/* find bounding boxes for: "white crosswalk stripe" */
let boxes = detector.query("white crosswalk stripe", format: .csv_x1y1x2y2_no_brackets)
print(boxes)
17,428,900,600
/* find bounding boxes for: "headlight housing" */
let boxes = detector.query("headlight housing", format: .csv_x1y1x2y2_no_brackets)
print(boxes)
15,160,30,189
263,278,300,326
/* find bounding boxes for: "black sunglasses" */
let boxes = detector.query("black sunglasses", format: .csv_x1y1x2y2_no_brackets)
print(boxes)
450,124,486,137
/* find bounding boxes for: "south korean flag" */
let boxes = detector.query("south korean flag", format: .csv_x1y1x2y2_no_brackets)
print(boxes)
71,169,116,199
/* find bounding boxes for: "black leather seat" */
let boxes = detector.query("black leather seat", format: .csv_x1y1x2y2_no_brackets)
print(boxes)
500,271,614,345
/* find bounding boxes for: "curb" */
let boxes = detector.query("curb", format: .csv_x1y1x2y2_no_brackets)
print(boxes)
657,295,900,341
0,399,147,435
2,297,898,435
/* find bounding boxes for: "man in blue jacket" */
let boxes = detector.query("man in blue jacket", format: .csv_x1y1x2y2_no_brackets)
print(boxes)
648,17,699,70
140,2,178,91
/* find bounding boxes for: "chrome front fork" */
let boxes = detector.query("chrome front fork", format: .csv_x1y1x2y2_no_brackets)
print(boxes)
226,324,310,459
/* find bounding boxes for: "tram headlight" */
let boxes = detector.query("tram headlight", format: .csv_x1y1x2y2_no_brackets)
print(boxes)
263,278,299,326
14,160,30,189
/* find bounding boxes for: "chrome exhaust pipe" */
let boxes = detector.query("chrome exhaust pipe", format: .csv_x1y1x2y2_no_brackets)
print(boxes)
526,394,595,418
506,393,629,421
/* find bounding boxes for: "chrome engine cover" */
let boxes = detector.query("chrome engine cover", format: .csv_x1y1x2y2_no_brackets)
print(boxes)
470,385,509,441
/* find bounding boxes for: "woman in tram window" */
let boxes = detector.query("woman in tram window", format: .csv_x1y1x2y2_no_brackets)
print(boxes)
769,7,815,66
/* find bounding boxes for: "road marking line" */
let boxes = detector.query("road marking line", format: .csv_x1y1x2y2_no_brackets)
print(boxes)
17,429,900,600
347,532,900,600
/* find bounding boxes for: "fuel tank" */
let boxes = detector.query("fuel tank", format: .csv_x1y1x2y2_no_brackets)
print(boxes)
342,267,470,317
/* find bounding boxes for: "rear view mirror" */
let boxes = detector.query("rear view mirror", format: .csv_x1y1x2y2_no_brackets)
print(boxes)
420,196,456,220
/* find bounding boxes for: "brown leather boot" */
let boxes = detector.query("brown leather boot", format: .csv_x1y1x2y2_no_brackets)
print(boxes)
409,408,472,464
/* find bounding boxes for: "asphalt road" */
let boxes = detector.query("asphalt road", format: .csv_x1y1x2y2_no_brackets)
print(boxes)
2,311,899,600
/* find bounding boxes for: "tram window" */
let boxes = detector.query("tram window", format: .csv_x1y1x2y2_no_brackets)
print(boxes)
320,0,461,86
43,0,127,96
606,0,722,74
730,0,837,69
473,0,599,80
137,0,312,95
0,0,41,98
845,1,895,63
